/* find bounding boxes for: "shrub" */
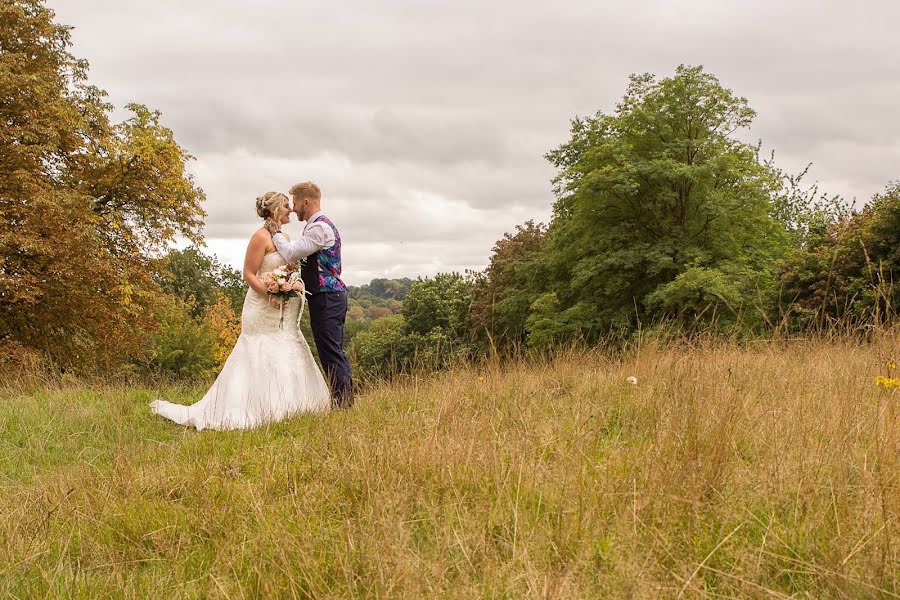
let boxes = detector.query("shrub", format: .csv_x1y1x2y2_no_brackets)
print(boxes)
145,296,217,377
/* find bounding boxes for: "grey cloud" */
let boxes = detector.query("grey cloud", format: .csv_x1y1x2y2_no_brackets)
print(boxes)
49,0,900,279
169,102,514,167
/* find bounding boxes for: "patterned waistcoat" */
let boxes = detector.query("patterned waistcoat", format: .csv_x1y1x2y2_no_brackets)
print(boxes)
301,215,347,294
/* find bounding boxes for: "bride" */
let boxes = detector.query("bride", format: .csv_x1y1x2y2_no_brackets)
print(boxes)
150,192,331,430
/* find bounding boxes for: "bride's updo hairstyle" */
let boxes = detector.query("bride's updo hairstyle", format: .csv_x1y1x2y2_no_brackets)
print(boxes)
255,191,287,220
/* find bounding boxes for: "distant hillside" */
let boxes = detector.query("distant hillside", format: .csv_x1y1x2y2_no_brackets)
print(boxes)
346,277,413,321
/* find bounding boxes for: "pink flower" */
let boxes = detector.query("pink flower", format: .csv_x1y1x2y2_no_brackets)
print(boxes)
267,281,279,293
280,282,292,292
291,282,303,292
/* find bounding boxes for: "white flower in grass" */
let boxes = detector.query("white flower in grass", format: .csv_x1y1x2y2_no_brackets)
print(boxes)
626,376,638,386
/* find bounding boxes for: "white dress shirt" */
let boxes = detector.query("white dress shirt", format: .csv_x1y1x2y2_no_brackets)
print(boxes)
271,211,335,263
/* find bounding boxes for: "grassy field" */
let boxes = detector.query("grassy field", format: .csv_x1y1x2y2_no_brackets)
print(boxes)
1,338,898,598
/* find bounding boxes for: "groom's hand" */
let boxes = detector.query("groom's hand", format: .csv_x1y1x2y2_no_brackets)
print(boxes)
264,220,281,236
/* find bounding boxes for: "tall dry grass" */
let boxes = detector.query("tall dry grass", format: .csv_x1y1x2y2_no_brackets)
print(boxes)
0,335,897,598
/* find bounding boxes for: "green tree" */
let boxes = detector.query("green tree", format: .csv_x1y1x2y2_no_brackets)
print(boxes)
349,315,411,379
538,65,788,342
145,296,217,377
470,221,548,347
768,161,851,248
158,246,246,317
351,274,476,378
69,103,205,257
778,182,899,327
402,273,473,340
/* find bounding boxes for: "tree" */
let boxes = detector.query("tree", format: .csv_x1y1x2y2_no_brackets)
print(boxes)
350,274,476,378
349,316,411,379
778,182,899,327
0,1,206,370
145,296,217,377
70,103,206,257
0,1,134,368
402,273,473,340
204,291,241,369
768,161,851,248
157,246,246,317
470,220,548,347
538,65,788,341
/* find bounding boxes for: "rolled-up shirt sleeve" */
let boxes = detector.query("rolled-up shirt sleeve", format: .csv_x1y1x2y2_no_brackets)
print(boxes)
272,222,335,262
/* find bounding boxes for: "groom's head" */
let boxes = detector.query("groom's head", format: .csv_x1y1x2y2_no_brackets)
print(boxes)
289,181,322,221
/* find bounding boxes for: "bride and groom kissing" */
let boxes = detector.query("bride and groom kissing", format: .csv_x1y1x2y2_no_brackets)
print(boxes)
150,182,354,431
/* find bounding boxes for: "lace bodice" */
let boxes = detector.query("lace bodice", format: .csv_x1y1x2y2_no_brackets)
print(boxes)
258,250,288,276
242,251,304,336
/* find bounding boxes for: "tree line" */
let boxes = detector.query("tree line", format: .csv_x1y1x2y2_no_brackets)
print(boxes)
349,67,898,377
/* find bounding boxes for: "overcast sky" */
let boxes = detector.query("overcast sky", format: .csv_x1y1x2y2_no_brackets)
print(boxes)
49,0,899,285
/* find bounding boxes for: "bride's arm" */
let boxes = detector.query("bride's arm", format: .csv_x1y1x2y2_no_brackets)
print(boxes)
243,230,271,296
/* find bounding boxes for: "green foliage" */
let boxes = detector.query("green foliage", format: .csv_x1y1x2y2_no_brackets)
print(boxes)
348,68,896,377
402,273,473,339
158,246,246,317
341,277,413,368
524,292,580,349
778,183,900,327
470,221,548,347
346,278,410,323
644,265,746,329
541,65,788,341
145,296,218,377
349,315,410,378
768,161,851,247
351,274,475,376
351,277,413,302
71,103,207,257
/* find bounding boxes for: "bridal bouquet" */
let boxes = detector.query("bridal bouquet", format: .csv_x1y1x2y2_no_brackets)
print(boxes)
260,263,305,328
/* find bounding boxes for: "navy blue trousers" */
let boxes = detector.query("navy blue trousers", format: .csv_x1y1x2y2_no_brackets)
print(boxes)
308,291,354,408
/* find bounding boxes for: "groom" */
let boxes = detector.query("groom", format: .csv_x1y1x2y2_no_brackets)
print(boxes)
267,182,354,409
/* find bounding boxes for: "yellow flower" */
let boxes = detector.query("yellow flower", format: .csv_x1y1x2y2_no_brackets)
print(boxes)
478,376,485,382
889,362,897,371
876,375,900,389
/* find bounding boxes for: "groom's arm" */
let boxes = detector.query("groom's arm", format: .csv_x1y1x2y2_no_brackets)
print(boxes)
270,223,335,262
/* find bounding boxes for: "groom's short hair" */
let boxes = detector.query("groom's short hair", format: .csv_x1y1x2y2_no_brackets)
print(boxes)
289,182,321,200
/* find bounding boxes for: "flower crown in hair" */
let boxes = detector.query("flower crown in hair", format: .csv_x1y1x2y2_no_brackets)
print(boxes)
256,192,284,218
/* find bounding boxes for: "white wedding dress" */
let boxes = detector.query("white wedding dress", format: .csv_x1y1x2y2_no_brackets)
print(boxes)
150,251,331,430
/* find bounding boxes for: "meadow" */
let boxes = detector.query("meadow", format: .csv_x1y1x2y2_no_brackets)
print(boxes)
1,337,898,598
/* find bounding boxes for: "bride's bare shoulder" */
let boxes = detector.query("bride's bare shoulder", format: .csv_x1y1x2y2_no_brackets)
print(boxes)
248,228,270,245
247,229,278,255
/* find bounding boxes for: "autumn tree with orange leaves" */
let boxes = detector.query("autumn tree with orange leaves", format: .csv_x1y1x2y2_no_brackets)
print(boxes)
0,0,205,372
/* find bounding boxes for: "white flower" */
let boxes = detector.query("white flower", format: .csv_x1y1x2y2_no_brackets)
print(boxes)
626,376,638,386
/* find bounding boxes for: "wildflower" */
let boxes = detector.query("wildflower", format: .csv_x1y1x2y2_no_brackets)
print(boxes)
626,376,638,386
478,376,485,382
876,375,900,390
889,362,897,371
